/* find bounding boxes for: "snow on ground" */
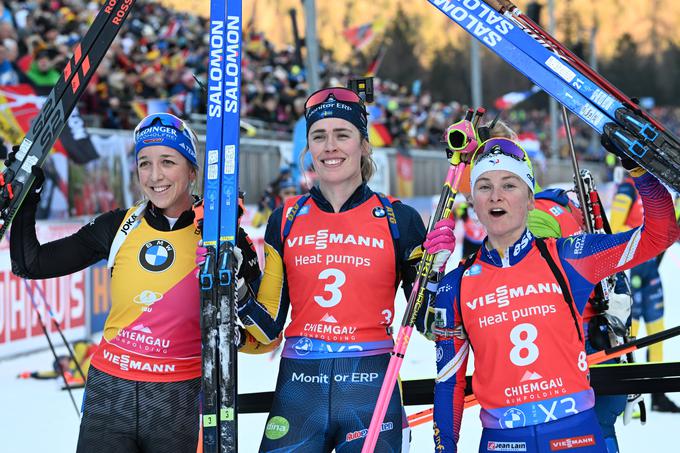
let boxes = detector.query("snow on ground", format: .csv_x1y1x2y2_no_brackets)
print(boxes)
2,244,680,452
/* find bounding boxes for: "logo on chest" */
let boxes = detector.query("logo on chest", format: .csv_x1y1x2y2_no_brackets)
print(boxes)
139,239,176,272
465,282,562,310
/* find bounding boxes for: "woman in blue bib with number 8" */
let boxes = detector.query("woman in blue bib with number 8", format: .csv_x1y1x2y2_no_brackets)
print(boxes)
425,136,679,452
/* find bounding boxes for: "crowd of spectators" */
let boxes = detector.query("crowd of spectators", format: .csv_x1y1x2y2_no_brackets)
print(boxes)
2,0,680,161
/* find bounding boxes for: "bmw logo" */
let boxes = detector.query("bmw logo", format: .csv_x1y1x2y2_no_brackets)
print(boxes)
139,239,175,272
372,206,386,218
500,408,526,429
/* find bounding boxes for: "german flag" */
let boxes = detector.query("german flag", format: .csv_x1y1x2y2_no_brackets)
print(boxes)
342,20,385,51
368,122,392,147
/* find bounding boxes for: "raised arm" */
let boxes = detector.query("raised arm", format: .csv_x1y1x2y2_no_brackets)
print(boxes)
557,171,679,304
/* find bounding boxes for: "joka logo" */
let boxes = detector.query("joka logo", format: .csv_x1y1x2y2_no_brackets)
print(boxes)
139,239,175,272
264,416,289,440
121,214,138,235
372,206,386,218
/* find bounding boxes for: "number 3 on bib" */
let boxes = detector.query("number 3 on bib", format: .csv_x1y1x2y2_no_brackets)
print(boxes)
509,323,539,366
314,268,346,308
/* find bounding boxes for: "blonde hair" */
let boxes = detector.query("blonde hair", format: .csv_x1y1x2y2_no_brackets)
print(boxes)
483,119,518,140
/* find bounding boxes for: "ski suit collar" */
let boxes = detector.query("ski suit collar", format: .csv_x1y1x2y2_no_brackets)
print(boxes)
479,228,534,268
144,197,197,231
308,183,374,213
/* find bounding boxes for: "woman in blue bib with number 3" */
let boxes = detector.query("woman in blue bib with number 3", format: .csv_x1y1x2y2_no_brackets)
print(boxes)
236,86,441,452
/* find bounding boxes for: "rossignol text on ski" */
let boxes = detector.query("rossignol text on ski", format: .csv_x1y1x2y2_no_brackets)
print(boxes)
0,0,135,240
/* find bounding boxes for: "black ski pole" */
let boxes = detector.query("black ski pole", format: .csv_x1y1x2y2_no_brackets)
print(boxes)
24,280,80,417
30,281,87,382
590,325,680,364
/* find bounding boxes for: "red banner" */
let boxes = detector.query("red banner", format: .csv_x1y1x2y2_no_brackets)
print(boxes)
396,152,414,198
0,222,86,358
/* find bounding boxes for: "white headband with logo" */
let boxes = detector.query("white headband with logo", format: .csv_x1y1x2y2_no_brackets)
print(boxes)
470,153,535,196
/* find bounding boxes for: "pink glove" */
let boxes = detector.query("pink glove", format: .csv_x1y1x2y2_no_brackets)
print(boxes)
196,242,208,266
423,218,456,272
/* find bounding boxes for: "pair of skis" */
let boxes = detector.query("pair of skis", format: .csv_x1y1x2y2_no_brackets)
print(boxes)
199,0,243,452
0,0,135,240
427,0,680,193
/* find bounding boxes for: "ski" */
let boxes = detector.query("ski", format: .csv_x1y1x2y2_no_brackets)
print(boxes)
200,0,243,451
238,361,680,414
425,0,680,192
490,0,680,150
0,0,135,240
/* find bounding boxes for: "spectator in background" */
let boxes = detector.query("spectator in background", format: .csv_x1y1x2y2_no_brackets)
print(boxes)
25,47,60,88
0,38,27,85
251,91,282,123
291,96,311,187
251,171,298,228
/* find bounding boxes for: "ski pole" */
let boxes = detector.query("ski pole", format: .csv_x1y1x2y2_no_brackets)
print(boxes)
29,281,87,382
361,108,484,452
405,324,680,427
23,280,80,417
562,107,616,314
590,325,680,364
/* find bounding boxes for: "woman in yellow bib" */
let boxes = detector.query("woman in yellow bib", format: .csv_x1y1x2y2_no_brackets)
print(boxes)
10,113,267,453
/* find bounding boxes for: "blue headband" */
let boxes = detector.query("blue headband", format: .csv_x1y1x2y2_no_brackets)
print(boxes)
134,123,198,167
305,100,368,139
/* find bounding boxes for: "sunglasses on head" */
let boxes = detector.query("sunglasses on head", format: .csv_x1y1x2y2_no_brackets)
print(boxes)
135,113,189,133
134,113,198,148
304,87,363,111
471,137,529,165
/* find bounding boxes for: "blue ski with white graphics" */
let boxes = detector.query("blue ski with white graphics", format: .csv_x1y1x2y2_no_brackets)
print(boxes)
201,0,243,451
426,0,680,192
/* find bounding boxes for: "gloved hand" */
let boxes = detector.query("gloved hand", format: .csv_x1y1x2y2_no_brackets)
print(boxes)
601,133,638,171
195,241,248,302
232,246,249,303
195,241,208,267
423,218,456,273
29,165,45,194
3,143,19,167
605,291,632,337
623,393,646,425
4,144,45,197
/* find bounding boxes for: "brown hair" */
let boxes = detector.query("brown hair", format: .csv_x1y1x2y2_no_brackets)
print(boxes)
359,139,377,182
